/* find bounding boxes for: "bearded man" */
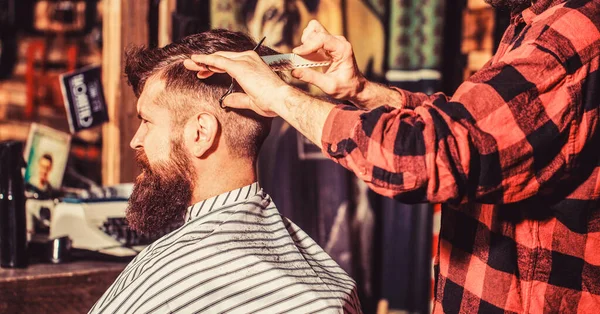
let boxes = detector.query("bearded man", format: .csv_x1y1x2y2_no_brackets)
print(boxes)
88,29,361,314
186,0,600,313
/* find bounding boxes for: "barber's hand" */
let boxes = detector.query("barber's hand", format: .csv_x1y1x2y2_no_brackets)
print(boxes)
292,20,366,102
183,51,288,117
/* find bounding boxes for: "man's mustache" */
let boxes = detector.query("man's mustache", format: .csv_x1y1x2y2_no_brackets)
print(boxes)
135,149,152,173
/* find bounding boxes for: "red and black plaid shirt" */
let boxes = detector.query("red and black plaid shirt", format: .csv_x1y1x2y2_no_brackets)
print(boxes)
321,0,600,312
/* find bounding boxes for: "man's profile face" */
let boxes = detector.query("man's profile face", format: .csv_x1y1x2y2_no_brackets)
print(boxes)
126,79,194,234
38,157,53,183
129,80,173,166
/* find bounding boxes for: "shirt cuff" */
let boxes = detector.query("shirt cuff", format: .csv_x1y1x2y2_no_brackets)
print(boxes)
321,104,362,159
392,87,430,110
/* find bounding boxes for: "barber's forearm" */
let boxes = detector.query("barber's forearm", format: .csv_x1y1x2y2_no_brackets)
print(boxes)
272,86,335,149
351,80,404,110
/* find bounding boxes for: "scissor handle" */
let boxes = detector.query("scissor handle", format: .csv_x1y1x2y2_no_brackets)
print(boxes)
219,36,266,109
219,79,235,109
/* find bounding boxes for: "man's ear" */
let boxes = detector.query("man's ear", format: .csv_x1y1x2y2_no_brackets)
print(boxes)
183,112,219,158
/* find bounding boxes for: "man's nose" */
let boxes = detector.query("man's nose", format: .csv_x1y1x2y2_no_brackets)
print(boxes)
130,129,143,150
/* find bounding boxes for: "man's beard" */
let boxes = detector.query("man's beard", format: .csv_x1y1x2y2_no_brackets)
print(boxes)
126,142,194,235
484,0,531,11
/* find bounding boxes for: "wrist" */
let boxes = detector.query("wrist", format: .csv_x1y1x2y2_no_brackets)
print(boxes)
349,75,368,104
351,78,381,109
352,80,404,110
271,84,297,115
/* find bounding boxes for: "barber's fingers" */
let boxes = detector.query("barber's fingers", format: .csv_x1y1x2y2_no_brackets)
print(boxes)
184,58,226,74
212,50,260,59
183,59,203,71
291,68,335,94
183,59,217,79
293,32,347,58
221,93,251,110
187,51,265,77
188,54,242,78
300,20,329,43
307,20,328,33
221,92,277,117
191,50,260,63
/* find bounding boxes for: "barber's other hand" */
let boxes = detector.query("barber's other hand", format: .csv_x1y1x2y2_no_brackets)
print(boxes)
184,51,287,117
292,20,366,102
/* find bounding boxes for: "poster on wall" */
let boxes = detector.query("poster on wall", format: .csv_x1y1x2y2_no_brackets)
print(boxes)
215,0,386,78
60,65,109,134
23,123,71,194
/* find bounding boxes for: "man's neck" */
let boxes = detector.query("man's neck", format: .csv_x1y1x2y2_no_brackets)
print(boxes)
190,158,257,205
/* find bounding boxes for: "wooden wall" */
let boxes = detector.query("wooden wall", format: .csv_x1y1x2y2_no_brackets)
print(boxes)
102,0,175,185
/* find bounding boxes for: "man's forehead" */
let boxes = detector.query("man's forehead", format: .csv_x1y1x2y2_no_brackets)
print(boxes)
137,78,167,113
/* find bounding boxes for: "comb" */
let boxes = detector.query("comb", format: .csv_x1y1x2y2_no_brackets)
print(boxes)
261,53,331,71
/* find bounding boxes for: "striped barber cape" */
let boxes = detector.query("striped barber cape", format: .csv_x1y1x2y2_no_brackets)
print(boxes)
89,182,362,314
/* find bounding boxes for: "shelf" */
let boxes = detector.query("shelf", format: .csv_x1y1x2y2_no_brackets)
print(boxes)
0,260,126,314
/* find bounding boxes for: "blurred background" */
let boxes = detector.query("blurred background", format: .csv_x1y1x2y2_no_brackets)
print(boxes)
0,0,511,313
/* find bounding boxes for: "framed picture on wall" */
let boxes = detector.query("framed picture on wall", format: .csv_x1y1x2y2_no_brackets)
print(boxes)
23,123,71,193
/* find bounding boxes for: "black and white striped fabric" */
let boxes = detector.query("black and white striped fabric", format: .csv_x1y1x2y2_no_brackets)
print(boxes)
89,182,362,313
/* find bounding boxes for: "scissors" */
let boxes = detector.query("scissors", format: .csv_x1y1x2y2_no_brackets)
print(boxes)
219,36,266,109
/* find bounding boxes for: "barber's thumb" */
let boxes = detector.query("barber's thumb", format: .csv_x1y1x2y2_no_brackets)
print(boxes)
221,93,251,110
292,44,311,56
292,68,330,91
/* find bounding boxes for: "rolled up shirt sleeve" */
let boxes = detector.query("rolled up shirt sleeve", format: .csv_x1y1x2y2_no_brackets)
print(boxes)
321,41,576,205
394,87,451,110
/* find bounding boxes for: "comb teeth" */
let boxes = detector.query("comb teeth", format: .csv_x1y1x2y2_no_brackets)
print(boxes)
268,59,293,72
291,54,331,68
261,53,331,71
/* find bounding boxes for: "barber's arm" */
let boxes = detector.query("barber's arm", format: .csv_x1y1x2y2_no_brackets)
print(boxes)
319,42,574,204
185,35,573,205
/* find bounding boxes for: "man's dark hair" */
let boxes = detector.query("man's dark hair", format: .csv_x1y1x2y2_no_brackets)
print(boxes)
125,29,281,159
41,154,53,164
